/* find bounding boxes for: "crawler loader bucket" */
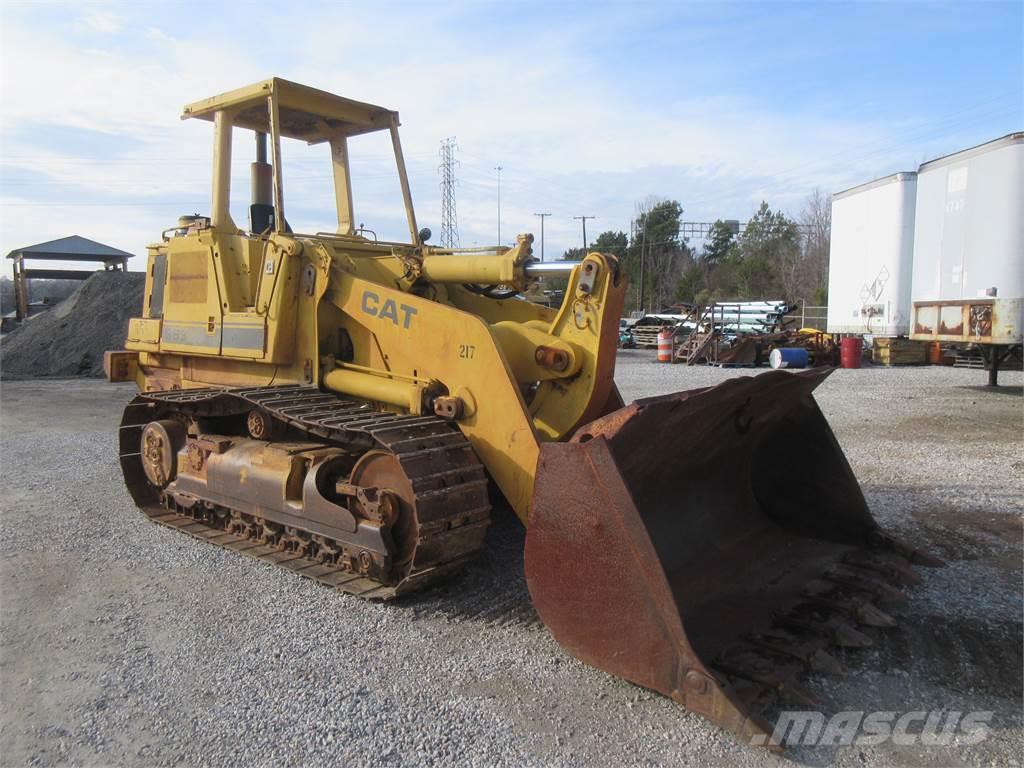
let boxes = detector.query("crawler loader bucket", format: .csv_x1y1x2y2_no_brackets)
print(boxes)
526,369,938,747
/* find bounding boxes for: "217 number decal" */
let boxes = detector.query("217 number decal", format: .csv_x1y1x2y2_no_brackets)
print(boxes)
458,344,475,359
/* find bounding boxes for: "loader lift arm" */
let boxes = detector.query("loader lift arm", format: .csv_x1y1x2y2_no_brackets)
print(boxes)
324,243,626,523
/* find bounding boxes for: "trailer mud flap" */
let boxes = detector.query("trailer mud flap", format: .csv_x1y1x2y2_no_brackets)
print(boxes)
525,369,940,747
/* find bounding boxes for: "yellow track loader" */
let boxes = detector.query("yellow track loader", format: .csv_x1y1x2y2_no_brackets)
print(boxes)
109,78,938,747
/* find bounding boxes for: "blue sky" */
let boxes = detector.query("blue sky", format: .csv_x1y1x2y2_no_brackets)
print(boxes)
1,0,1020,267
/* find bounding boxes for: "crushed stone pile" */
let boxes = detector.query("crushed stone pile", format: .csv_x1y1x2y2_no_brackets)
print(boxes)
0,271,145,379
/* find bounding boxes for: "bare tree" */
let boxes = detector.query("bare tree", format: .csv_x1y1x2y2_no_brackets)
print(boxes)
798,188,831,305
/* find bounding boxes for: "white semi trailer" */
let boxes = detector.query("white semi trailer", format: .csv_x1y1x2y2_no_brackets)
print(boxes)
827,172,918,336
909,133,1023,385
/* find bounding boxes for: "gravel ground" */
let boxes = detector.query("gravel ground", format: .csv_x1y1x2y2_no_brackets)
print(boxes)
1,357,1021,767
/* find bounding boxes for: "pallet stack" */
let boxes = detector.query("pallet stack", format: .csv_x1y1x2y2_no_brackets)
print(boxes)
872,337,927,366
953,347,986,369
631,324,675,349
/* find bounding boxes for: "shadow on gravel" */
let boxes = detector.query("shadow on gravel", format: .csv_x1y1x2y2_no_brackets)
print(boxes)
876,613,1023,700
398,509,539,627
956,384,1023,397
779,610,1024,767
864,484,1022,562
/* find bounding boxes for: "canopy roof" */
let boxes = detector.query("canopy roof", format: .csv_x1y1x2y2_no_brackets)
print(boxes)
182,77,398,144
6,235,132,265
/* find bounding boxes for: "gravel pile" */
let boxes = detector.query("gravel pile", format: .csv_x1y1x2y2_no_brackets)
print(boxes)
0,271,145,379
0,361,1021,767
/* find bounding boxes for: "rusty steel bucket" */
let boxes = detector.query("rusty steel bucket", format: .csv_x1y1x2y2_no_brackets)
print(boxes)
525,368,938,747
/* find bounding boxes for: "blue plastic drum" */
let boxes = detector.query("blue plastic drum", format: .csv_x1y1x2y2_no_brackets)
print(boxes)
769,347,809,369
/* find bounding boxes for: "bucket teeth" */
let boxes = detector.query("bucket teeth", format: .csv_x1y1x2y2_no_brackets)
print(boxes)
745,633,846,676
823,567,909,608
907,549,945,568
808,648,846,676
824,618,874,647
855,600,897,628
802,578,839,598
800,594,897,629
869,531,946,567
781,615,873,648
842,551,921,586
713,663,819,707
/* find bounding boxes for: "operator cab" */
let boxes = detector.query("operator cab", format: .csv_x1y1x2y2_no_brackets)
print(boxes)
181,77,422,245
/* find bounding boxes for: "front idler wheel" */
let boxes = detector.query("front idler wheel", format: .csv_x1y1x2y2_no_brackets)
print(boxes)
140,419,186,488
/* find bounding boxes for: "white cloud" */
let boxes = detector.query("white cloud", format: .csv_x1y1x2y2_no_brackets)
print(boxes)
81,10,123,34
1,2,1016,263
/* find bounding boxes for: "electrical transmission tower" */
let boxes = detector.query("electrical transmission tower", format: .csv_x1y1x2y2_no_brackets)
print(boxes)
438,137,460,248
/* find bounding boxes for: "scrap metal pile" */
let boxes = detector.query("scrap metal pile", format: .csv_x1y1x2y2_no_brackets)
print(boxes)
666,301,836,366
709,328,838,368
624,301,798,352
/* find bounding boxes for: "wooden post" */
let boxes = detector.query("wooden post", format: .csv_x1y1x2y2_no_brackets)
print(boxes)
13,255,28,321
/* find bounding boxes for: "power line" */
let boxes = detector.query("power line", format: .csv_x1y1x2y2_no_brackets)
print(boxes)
438,137,460,248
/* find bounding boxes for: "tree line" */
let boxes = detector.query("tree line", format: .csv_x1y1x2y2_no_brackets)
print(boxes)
554,189,831,313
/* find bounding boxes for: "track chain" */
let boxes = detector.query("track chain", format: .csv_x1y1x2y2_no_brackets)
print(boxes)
119,385,491,600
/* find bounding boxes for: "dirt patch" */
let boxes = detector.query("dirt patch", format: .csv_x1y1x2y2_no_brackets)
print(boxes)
0,271,144,379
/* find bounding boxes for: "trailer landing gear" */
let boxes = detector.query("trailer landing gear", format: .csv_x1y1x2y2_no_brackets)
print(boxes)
984,344,1023,387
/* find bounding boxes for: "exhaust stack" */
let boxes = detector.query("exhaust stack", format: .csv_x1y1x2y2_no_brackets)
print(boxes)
250,131,273,232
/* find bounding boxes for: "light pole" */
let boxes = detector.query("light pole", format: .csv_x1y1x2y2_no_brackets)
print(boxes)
533,212,551,261
495,165,503,246
573,215,595,255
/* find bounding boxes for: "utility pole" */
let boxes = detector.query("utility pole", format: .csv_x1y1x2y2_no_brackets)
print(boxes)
573,215,595,255
494,165,503,246
438,137,460,248
639,220,648,312
533,212,551,261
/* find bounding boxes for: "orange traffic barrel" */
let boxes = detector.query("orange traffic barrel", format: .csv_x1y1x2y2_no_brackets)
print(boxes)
657,331,673,362
840,336,863,369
